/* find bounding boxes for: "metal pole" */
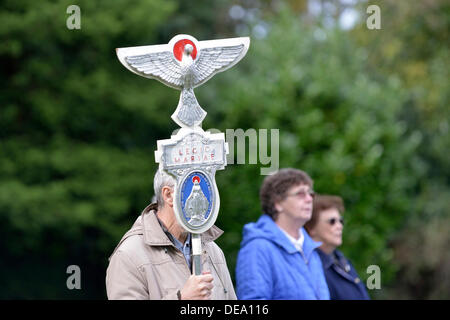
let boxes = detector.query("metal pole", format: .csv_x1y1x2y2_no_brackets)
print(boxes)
191,233,202,275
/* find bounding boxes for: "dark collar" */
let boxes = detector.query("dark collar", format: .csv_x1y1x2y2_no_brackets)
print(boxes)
317,248,334,269
318,249,351,273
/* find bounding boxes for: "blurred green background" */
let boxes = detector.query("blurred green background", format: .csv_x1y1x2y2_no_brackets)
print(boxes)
0,0,448,299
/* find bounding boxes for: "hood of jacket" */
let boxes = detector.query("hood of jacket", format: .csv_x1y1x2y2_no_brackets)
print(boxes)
241,214,322,260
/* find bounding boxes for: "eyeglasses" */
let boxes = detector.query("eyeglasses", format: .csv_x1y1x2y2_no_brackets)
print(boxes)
327,217,344,226
286,190,315,199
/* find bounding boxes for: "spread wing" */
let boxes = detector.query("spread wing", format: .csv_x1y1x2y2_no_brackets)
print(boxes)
193,37,250,88
116,45,183,90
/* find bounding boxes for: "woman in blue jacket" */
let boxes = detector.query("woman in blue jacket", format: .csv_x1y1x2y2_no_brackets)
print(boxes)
235,168,330,300
304,195,370,300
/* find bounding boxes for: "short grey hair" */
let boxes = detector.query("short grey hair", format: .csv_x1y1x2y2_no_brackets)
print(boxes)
153,168,176,209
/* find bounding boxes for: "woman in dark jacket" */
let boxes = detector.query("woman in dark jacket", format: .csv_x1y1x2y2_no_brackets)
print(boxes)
304,195,370,300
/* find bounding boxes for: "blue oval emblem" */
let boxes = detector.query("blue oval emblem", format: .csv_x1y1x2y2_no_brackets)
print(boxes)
180,171,214,227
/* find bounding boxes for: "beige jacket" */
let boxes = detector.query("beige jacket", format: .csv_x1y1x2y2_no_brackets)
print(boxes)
106,204,237,300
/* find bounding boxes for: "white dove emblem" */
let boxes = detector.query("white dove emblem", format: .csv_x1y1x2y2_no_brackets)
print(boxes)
116,34,250,128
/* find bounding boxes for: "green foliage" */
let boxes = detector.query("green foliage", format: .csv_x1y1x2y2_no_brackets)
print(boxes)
0,0,178,299
211,10,424,294
0,0,447,299
350,0,450,298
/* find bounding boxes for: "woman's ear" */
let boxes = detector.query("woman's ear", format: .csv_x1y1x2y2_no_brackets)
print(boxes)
274,202,282,213
161,186,174,207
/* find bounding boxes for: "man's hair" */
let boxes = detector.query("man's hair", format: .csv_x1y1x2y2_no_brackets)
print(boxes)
153,168,176,209
260,168,313,220
304,195,345,233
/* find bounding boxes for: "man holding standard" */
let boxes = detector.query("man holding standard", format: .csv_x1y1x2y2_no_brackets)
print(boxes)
236,168,330,299
106,169,236,300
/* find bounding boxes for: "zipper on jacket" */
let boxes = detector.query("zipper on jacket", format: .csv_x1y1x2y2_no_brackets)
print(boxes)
299,249,308,264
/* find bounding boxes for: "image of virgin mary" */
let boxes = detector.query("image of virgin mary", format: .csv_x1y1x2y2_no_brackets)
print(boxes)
185,176,209,226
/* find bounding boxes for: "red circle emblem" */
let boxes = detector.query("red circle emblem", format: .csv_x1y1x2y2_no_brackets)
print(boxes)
173,39,197,62
192,176,201,184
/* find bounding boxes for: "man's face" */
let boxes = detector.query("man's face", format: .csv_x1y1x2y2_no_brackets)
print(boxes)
310,207,343,249
274,183,314,224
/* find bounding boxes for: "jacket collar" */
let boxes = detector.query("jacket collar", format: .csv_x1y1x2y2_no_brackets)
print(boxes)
301,227,323,260
317,249,351,272
317,248,334,269
140,203,223,246
258,214,322,258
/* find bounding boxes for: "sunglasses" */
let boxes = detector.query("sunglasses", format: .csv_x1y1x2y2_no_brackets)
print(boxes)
327,217,344,226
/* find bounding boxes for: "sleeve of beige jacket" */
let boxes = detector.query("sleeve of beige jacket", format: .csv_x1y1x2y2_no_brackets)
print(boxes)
106,250,149,300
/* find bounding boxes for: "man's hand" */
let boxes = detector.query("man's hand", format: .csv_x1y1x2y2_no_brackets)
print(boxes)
180,271,214,300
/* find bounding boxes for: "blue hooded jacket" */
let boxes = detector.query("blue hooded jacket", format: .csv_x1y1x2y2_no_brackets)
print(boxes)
236,214,330,300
